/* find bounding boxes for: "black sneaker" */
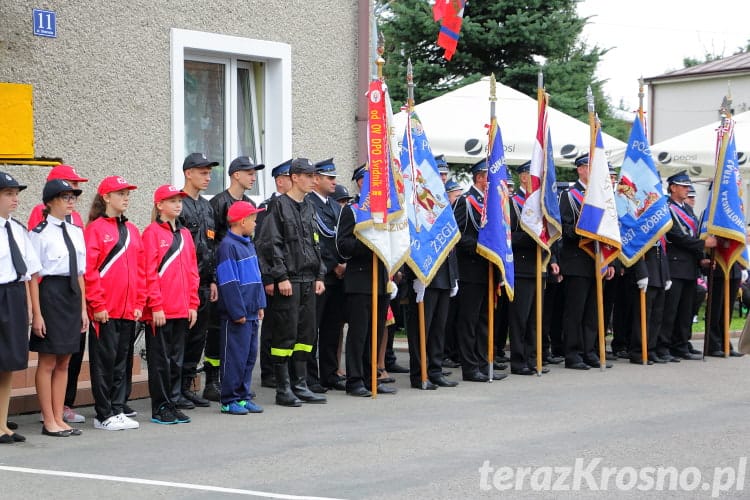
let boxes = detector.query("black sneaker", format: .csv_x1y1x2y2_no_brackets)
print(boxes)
123,405,137,418
173,408,191,423
151,407,178,425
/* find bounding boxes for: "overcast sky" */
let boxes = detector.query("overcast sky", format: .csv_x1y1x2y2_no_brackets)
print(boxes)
577,0,749,111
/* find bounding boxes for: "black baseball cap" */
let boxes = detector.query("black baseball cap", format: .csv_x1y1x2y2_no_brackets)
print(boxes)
183,152,219,171
43,179,82,204
0,172,26,191
228,156,265,175
290,157,315,175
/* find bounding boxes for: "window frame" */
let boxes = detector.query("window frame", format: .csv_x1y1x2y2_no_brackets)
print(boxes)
170,28,292,201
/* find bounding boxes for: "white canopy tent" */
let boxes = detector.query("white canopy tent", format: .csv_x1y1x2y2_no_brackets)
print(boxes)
391,77,626,166
608,110,750,178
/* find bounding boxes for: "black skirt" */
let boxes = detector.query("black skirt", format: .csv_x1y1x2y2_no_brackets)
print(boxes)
0,282,29,371
29,276,82,355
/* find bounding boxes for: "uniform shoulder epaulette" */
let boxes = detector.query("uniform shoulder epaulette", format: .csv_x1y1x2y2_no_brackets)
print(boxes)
32,220,48,233
10,217,28,231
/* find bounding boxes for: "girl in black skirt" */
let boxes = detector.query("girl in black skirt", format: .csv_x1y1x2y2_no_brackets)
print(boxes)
29,180,89,437
0,172,41,444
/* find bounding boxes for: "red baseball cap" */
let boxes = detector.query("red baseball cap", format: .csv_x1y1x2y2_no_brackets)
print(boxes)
47,164,89,182
153,184,188,203
98,176,138,195
227,201,265,223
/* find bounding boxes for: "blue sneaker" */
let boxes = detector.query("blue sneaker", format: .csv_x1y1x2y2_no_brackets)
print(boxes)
239,400,264,413
221,402,249,415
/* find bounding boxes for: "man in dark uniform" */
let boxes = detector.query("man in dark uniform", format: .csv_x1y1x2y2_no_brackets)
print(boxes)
177,152,217,408
435,154,450,184
350,163,367,205
706,260,746,357
255,159,292,388
628,238,670,364
204,155,265,400
660,170,716,360
508,161,552,375
256,158,327,406
336,199,398,396
453,159,507,382
559,153,614,370
308,158,347,391
406,249,460,389
442,179,463,368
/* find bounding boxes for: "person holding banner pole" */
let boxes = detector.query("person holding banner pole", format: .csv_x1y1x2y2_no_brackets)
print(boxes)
660,171,715,361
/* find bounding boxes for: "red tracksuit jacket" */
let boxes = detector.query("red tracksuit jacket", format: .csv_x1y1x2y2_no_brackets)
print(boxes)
84,216,147,321
141,219,199,321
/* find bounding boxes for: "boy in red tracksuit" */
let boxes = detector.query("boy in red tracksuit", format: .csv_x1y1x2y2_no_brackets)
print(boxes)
85,176,146,431
142,185,199,425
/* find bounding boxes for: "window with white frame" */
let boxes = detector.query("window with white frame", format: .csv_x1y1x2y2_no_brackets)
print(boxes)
171,29,292,200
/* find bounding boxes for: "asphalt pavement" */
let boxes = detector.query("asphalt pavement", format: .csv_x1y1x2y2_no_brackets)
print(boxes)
1,345,749,499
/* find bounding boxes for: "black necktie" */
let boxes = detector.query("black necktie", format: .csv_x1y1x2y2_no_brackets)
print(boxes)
6,221,27,281
61,222,80,294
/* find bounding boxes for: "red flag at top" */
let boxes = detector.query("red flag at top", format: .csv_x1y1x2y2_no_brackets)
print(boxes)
433,0,465,61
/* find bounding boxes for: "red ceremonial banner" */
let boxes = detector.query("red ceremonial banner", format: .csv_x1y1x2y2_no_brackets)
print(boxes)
368,80,388,223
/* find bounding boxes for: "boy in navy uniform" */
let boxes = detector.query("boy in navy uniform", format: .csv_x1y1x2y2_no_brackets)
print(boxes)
216,201,266,415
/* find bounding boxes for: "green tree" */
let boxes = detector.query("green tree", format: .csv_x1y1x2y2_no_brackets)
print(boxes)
377,0,629,141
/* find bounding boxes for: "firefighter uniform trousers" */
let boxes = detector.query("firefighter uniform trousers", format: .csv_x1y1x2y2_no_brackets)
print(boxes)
270,281,316,363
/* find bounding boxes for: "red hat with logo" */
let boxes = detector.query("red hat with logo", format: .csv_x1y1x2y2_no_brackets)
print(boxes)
227,201,265,223
153,184,188,203
47,164,88,182
98,176,138,195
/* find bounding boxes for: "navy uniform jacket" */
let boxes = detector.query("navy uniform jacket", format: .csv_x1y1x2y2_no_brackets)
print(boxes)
510,188,550,279
335,204,388,295
631,243,670,288
307,191,343,284
559,180,594,278
453,185,490,284
665,198,705,280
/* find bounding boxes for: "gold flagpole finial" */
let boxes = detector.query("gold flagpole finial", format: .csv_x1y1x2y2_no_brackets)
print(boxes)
489,73,497,102
586,85,595,114
376,31,385,81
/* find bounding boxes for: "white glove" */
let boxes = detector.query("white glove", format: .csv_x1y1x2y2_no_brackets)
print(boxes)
412,280,426,303
636,277,648,290
450,280,459,298
742,270,748,283
665,280,672,291
388,280,398,300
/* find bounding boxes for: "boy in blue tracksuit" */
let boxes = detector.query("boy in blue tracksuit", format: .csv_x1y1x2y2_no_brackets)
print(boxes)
216,201,266,415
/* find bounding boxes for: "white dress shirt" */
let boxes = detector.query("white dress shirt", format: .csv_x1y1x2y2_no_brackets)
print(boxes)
28,214,85,277
0,215,42,283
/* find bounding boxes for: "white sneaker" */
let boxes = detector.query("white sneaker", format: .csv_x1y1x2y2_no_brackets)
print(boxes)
94,415,127,431
63,406,86,423
115,413,140,430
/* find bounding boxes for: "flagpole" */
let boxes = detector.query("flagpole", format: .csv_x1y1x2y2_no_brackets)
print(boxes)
370,35,387,399
587,86,607,372
638,78,649,365
405,59,430,388
722,96,733,358
535,71,544,377
487,73,497,383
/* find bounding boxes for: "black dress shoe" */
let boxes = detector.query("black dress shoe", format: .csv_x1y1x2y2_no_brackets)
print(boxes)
308,383,329,394
42,427,70,437
565,362,590,370
511,367,535,375
493,361,507,370
462,371,489,382
325,379,346,391
410,379,438,390
386,363,409,374
429,375,458,387
674,352,702,360
442,370,452,376
708,350,727,357
347,386,372,397
174,395,195,410
648,355,667,364
377,383,398,394
616,350,630,359
0,434,13,444
495,355,510,363
730,350,745,357
66,428,82,436
442,358,461,368
543,355,565,365
631,358,654,365
7,421,18,430
490,372,508,381
537,366,550,374
11,432,26,442
377,376,396,384
689,348,702,355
